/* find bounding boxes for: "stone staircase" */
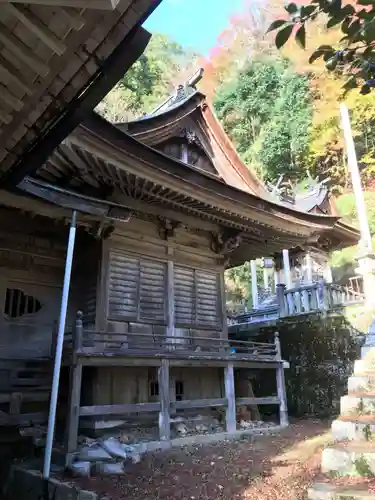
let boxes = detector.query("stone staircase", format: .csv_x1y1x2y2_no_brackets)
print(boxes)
308,326,375,499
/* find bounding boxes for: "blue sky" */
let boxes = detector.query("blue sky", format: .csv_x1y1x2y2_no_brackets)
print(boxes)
144,0,244,55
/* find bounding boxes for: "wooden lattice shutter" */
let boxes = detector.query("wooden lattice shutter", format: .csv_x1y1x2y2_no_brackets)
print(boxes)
108,252,138,319
139,259,166,323
108,252,166,322
195,270,221,328
174,265,195,326
174,265,222,328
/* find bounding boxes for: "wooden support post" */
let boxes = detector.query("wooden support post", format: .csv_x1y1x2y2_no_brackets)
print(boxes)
305,252,313,284
325,263,333,284
64,311,83,467
276,284,286,317
282,249,292,289
224,362,236,433
158,359,170,441
274,332,288,427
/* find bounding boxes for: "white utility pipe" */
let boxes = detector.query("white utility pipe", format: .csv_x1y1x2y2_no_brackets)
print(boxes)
340,104,373,252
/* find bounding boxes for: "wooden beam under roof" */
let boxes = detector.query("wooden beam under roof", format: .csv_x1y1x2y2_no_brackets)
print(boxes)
0,0,122,9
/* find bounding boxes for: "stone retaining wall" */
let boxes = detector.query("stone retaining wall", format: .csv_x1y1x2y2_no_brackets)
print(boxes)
4,464,98,500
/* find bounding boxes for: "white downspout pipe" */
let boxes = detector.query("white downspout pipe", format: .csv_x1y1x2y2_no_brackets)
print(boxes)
43,211,77,480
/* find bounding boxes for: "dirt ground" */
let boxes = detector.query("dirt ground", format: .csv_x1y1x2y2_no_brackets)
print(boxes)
72,419,343,500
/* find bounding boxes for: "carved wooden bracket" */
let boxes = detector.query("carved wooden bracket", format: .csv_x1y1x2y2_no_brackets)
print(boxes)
211,230,243,254
85,220,115,240
158,218,181,240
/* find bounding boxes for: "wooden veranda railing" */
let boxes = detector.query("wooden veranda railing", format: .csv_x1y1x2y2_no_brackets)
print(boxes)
228,281,365,330
63,315,279,361
277,281,364,318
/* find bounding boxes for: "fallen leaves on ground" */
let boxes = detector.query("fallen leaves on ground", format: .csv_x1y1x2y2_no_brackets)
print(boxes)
73,419,333,500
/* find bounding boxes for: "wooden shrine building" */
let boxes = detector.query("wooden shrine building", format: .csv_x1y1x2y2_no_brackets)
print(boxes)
0,67,360,462
0,76,359,451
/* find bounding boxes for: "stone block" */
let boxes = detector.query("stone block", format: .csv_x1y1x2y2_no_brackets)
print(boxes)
348,375,375,393
77,445,113,463
92,462,125,476
322,447,355,475
308,483,373,500
331,419,375,442
354,360,375,375
78,490,98,500
341,395,375,417
101,438,128,460
67,461,91,478
322,444,375,477
55,482,78,500
308,483,334,500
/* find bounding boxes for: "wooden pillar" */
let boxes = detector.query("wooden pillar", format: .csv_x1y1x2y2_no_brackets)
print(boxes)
274,332,288,427
158,359,170,441
276,284,286,317
305,252,313,284
250,260,259,309
325,263,333,284
282,249,292,289
167,256,175,341
224,362,236,433
65,311,83,467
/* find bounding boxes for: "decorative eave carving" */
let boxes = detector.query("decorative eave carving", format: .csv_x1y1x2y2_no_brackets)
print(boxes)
158,217,182,240
211,229,243,255
178,127,202,148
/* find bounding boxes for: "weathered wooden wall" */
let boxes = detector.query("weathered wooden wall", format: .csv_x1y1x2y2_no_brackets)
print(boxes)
0,208,99,358
98,216,226,341
86,366,223,407
0,209,66,357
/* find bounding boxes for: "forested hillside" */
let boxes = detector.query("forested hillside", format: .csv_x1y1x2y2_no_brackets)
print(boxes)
96,33,198,122
97,0,375,308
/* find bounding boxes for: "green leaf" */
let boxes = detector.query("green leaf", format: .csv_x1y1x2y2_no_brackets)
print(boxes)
309,45,334,63
327,16,343,28
275,24,294,49
300,4,318,16
358,0,375,5
295,25,306,48
285,2,298,14
267,19,288,33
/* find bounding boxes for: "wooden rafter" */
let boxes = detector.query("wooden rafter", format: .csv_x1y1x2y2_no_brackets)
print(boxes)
1,24,152,187
0,0,163,187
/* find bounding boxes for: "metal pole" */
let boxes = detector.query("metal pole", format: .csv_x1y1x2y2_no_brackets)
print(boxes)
43,211,77,480
340,104,372,252
250,260,259,309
